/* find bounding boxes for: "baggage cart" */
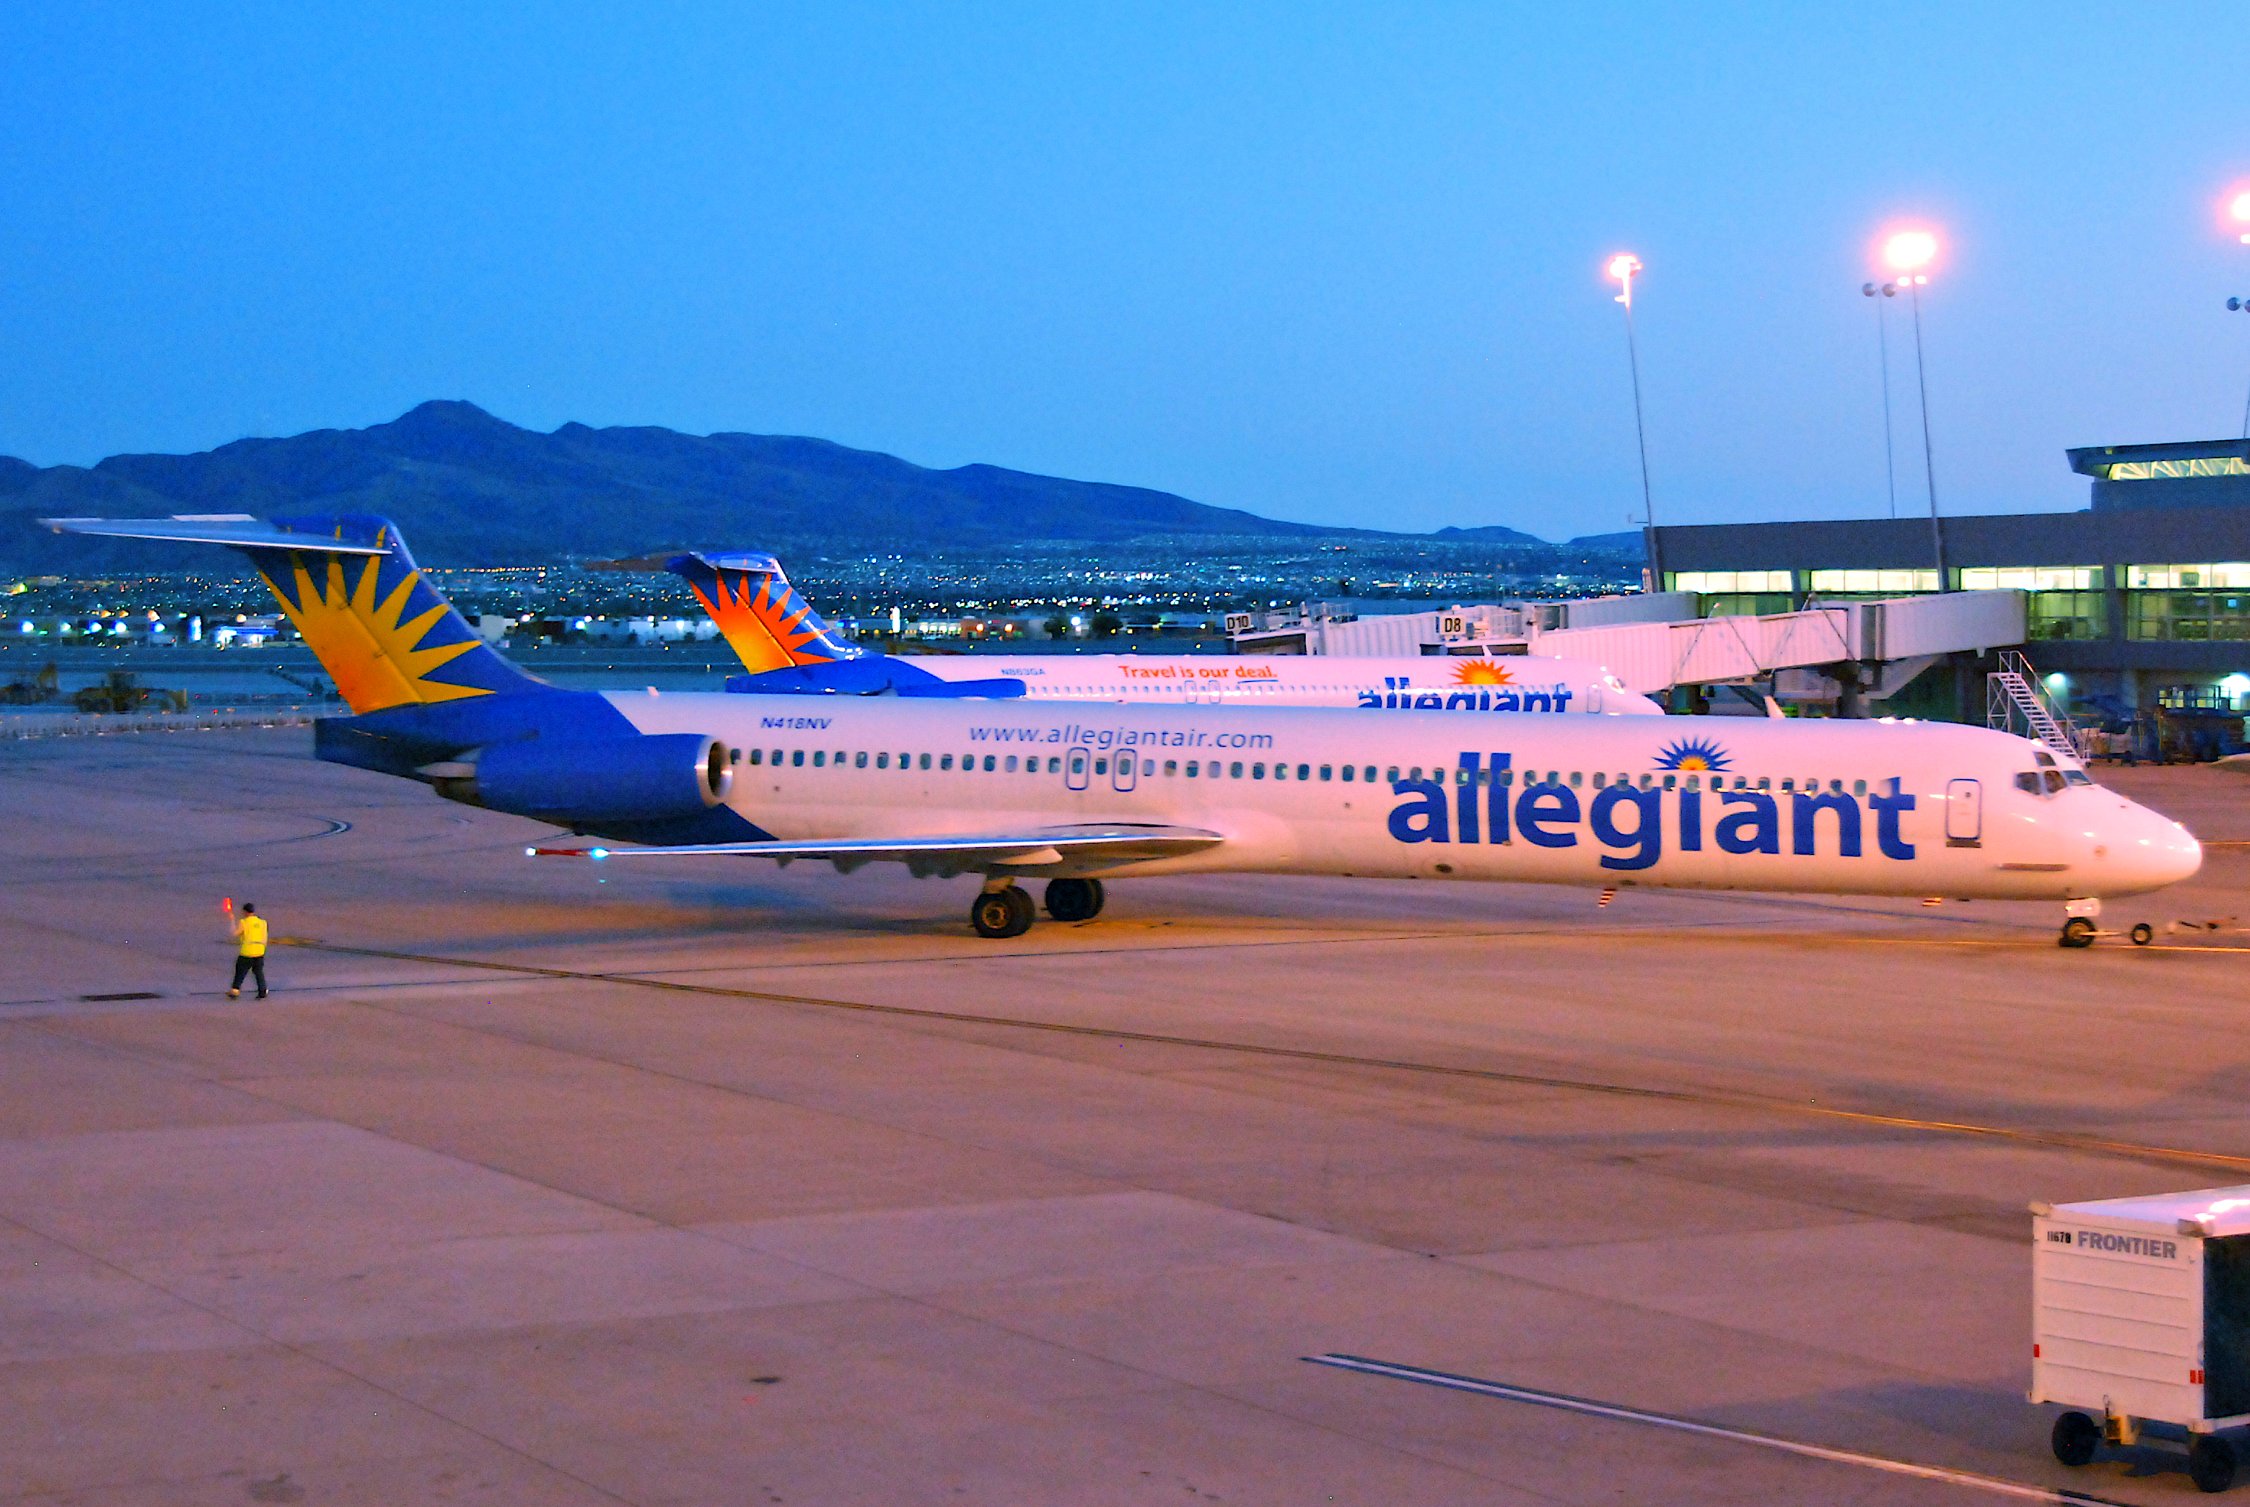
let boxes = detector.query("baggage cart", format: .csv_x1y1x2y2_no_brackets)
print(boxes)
2032,1186,2250,1491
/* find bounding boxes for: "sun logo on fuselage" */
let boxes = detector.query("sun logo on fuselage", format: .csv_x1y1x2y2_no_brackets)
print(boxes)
1653,736,1732,772
1451,661,1515,686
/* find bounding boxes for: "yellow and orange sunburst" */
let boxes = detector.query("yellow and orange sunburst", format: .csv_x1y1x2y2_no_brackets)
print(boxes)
691,569,837,673
1451,661,1516,686
259,553,488,714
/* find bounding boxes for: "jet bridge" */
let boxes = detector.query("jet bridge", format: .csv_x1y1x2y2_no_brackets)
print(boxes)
1531,589,2027,701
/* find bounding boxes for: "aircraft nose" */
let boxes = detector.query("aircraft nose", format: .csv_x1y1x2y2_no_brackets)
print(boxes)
2116,802,2202,891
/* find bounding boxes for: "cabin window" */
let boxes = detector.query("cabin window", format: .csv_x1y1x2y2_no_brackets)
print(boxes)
851,751,864,768
1253,763,1266,779
1274,763,1288,780
1095,758,1108,775
814,751,829,767
1164,760,1177,776
940,754,953,770
1662,774,1676,790
984,755,997,772
1143,760,1154,776
1569,771,1583,788
1684,775,1699,792
1592,772,1606,788
1319,765,1332,781
1852,779,1865,796
1497,768,1514,786
875,752,889,768
1004,756,1017,772
747,748,763,766
1230,761,1244,778
1779,778,1794,792
1186,760,1200,776
1297,763,1311,781
1407,767,1421,782
791,750,805,767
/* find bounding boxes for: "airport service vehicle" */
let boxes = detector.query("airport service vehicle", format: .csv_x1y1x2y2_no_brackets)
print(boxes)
666,550,1663,715
2032,1186,2250,1492
45,514,2200,942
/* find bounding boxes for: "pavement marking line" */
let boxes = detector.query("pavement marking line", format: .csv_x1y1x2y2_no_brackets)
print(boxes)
275,936,2250,1175
1305,1355,2132,1506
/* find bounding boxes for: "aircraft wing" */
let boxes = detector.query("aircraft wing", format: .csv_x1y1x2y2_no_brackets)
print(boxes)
528,823,1223,877
41,515,392,554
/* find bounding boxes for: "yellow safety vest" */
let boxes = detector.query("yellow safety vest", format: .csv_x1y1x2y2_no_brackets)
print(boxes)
235,915,268,957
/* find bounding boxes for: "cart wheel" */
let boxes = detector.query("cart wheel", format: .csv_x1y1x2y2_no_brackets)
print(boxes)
2060,917,2097,948
2130,923,2154,946
2190,1434,2236,1494
2051,1411,2100,1467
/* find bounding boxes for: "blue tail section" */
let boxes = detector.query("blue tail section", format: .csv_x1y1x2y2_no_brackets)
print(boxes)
666,551,860,673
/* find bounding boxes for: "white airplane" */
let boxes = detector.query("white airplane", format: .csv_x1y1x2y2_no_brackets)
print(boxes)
45,514,2202,946
666,550,1663,715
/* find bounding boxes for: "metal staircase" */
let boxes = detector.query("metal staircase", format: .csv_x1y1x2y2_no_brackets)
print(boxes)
1987,650,2083,758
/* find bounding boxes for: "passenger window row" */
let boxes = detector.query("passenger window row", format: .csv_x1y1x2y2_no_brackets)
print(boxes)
740,746,1864,795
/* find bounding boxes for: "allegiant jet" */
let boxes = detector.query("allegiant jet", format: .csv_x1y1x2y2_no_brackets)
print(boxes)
667,550,1663,715
45,514,2200,943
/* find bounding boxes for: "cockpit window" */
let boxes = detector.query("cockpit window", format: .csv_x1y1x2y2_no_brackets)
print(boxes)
2015,769,2068,795
2063,768,2093,786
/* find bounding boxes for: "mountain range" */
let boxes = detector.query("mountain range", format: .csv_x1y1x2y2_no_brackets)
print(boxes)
2,401,1628,572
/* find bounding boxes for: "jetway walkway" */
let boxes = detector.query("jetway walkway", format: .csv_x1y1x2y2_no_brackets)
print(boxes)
1530,589,2027,696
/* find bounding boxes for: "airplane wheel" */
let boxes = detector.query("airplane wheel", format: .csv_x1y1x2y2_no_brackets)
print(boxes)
2130,923,2154,946
2060,917,2097,949
2191,1434,2237,1494
1044,878,1106,922
971,886,1035,939
2051,1411,2099,1467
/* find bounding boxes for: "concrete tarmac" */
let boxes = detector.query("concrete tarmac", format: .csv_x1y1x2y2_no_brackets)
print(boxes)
3,727,2247,1505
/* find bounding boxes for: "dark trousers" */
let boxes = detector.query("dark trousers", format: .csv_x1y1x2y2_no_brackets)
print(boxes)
230,955,267,996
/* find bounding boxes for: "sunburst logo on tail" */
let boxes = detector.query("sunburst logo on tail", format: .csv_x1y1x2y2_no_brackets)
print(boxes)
689,569,841,672
1451,661,1516,686
254,550,490,713
1652,736,1732,772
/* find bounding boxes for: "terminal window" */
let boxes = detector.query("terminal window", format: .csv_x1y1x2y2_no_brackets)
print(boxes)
1673,570,1792,593
1808,568,1941,593
2099,456,2250,481
2127,563,2250,590
1958,566,2095,591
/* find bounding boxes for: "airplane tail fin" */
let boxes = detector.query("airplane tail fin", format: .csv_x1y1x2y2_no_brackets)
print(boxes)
40,513,548,715
666,551,860,674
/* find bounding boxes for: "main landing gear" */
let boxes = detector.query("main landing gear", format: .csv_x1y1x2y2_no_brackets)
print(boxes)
1043,878,1106,923
967,878,1108,938
970,882,1037,939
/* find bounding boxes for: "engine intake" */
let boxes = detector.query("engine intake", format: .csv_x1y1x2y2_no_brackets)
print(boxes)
444,734,733,826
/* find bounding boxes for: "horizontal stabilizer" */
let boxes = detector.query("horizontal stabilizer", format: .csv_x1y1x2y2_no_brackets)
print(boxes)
529,823,1222,877
41,516,389,554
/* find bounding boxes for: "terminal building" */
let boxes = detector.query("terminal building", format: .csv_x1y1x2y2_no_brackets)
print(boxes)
1650,437,2250,745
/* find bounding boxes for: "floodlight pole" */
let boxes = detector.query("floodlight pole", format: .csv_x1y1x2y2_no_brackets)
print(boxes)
1609,256,1658,590
1906,278,1945,588
1861,283,1898,520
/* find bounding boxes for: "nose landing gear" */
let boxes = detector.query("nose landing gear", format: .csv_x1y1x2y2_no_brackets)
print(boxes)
2057,899,2158,948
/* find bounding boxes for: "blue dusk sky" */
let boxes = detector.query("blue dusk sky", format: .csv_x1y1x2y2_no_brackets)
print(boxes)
0,3,2244,538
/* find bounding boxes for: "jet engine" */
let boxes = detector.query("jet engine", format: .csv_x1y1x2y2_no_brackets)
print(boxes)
438,733,734,825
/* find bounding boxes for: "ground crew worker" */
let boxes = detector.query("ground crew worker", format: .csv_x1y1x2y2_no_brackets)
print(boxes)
228,901,269,999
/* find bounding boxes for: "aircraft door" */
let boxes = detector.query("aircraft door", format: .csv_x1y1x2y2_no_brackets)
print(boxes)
1112,751,1139,793
1944,778,1981,847
1065,747,1091,791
